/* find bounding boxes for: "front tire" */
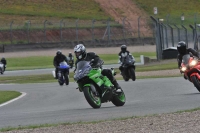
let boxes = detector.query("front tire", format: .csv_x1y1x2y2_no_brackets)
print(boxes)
123,76,129,81
83,85,101,109
121,69,129,81
112,91,126,106
191,76,200,92
0,68,3,74
64,72,69,85
58,72,64,86
129,67,136,81
58,80,64,86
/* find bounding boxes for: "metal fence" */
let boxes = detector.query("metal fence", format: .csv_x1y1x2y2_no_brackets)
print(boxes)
0,17,155,50
1,13,200,59
150,15,200,60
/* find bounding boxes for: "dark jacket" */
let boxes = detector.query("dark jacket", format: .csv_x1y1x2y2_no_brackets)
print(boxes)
177,48,199,68
53,54,68,67
1,58,6,65
75,52,101,69
118,50,130,63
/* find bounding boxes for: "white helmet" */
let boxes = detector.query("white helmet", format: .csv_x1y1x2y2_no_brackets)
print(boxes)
74,44,86,59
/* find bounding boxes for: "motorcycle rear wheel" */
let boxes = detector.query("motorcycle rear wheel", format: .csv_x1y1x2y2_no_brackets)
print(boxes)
83,86,101,109
191,76,200,92
112,91,126,106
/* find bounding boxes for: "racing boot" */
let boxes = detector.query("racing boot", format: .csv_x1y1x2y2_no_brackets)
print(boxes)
112,80,122,93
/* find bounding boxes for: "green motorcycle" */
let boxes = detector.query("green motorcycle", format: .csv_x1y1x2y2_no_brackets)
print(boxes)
74,60,126,109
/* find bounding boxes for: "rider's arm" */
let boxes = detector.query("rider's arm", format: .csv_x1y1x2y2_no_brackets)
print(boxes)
188,48,199,58
53,57,57,67
177,54,182,68
128,51,134,60
74,60,78,73
118,52,122,64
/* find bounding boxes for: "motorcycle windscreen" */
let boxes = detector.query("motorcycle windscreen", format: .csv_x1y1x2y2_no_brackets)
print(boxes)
182,54,190,65
59,61,69,69
124,55,134,64
74,61,92,81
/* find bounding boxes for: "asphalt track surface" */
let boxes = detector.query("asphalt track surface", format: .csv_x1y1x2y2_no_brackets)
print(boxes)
0,77,200,128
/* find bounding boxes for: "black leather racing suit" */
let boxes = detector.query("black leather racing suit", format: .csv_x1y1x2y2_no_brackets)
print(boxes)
177,48,199,68
1,58,6,70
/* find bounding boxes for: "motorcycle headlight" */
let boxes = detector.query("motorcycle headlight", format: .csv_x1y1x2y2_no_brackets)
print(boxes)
189,59,198,67
181,66,187,72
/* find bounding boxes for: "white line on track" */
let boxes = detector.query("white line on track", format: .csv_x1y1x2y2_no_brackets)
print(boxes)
0,92,26,107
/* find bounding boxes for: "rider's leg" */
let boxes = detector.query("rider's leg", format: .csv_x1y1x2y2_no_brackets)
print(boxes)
55,68,58,79
102,69,122,92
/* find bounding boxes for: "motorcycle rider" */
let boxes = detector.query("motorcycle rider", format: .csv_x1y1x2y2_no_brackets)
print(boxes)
68,52,74,68
74,44,122,93
177,41,200,80
177,41,200,68
118,44,134,72
53,50,68,79
0,57,6,71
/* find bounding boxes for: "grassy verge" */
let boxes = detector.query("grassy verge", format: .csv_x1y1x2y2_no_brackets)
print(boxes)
0,66,180,84
0,74,181,84
0,91,21,104
0,0,111,23
6,52,156,71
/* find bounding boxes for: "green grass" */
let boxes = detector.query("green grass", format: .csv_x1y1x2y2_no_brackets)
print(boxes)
133,0,200,27
0,73,75,84
6,52,157,70
136,62,178,72
0,0,110,21
0,91,21,104
0,71,180,84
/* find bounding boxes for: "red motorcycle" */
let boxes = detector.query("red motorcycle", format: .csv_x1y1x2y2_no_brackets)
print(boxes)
180,54,200,92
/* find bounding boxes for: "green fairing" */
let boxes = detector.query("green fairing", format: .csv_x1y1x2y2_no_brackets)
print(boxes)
87,69,107,87
77,68,113,91
102,75,113,87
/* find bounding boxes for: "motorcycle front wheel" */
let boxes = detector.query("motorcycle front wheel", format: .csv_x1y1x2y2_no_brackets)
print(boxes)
191,76,200,92
121,69,129,81
129,67,136,81
122,75,129,81
58,73,64,86
83,85,101,109
64,72,69,85
0,68,3,74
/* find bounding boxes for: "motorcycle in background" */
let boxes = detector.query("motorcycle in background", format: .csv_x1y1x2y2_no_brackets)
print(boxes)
53,61,70,86
67,57,74,69
0,62,5,74
74,60,126,109
180,54,200,92
120,55,136,81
